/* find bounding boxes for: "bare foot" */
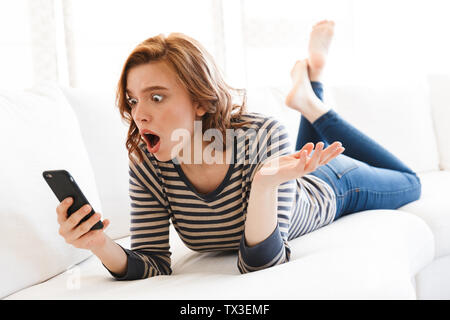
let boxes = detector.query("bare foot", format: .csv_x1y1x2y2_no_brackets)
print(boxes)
285,59,317,111
308,20,335,82
285,59,330,123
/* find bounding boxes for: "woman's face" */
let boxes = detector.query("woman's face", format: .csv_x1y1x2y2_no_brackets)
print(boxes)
126,61,206,162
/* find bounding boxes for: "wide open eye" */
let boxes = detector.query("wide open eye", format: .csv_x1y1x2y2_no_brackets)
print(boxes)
152,94,163,102
128,97,138,106
125,93,138,107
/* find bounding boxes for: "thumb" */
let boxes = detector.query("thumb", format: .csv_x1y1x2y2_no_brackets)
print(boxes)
102,219,111,231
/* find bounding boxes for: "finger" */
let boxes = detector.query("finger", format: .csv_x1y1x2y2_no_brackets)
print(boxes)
305,142,324,172
294,142,314,159
56,197,73,224
295,150,308,170
61,204,93,234
319,142,342,164
321,146,345,165
102,219,110,231
66,212,102,242
326,141,342,151
320,148,345,166
307,142,324,170
331,147,346,160
304,143,315,156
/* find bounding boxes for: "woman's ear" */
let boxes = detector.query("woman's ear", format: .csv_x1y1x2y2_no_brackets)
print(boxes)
195,102,208,117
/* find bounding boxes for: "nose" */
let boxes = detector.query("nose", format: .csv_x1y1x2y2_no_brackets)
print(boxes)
132,101,151,124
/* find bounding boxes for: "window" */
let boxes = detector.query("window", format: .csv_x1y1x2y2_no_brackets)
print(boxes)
68,0,220,90
0,0,33,89
3,0,450,92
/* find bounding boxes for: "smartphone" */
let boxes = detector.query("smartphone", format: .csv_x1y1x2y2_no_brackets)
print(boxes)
43,169,104,231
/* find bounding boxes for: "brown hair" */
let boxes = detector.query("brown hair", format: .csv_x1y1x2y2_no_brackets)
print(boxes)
116,32,251,163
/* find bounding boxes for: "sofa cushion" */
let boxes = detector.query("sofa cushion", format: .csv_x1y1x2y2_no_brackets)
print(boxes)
5,210,434,299
416,255,450,300
400,171,450,258
60,86,130,240
428,74,450,170
0,82,103,298
325,81,440,174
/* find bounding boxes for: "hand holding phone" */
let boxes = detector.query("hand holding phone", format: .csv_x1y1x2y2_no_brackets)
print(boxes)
56,197,111,250
43,170,110,250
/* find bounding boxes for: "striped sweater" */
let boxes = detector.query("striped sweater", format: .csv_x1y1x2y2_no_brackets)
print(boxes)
107,112,336,279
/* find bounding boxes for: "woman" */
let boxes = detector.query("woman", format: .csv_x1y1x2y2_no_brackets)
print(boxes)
55,20,421,279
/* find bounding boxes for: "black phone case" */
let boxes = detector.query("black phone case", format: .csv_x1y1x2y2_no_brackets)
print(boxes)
43,170,104,231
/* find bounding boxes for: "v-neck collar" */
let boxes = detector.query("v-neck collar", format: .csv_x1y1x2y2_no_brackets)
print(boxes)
172,136,236,201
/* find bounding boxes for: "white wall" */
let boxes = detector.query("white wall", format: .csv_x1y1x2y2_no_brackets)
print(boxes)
1,0,450,93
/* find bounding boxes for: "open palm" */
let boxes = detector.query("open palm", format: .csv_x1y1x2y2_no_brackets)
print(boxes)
256,141,345,187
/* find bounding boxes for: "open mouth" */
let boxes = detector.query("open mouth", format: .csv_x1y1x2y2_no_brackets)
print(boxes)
143,132,161,153
144,133,160,147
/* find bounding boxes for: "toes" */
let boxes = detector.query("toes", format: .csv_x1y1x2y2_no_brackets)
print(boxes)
291,59,308,74
313,20,330,28
295,59,308,66
313,19,335,29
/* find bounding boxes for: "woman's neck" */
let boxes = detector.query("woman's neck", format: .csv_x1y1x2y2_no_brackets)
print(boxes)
178,139,232,173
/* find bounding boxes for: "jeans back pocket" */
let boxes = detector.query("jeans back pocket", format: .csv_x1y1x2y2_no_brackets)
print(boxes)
326,154,359,179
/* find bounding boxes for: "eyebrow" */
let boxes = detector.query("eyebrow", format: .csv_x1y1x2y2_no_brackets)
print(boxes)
125,86,169,95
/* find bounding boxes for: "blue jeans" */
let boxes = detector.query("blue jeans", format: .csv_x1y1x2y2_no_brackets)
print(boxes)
296,82,422,220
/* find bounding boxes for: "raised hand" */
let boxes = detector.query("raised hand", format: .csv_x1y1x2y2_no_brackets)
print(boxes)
255,141,345,187
56,197,111,250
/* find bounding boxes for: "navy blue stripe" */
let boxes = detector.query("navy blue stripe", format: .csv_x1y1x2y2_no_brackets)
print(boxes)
133,245,171,251
130,202,166,209
133,164,165,200
130,239,169,246
136,249,172,256
129,188,152,195
277,196,295,202
194,246,239,252
165,192,201,200
164,184,191,191
177,219,244,233
160,167,177,172
170,201,242,214
131,230,169,239
129,210,168,216
173,212,243,225
130,216,168,224
164,175,187,181
130,222,170,232
186,239,242,247
180,230,244,241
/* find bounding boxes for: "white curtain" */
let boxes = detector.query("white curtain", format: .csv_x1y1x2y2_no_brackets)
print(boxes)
28,0,58,85
1,0,450,91
0,0,34,89
63,0,225,91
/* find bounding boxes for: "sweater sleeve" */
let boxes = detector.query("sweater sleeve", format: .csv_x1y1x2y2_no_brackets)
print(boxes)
237,117,296,274
105,158,172,280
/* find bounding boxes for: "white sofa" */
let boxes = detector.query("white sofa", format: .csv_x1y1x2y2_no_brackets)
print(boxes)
1,74,449,300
